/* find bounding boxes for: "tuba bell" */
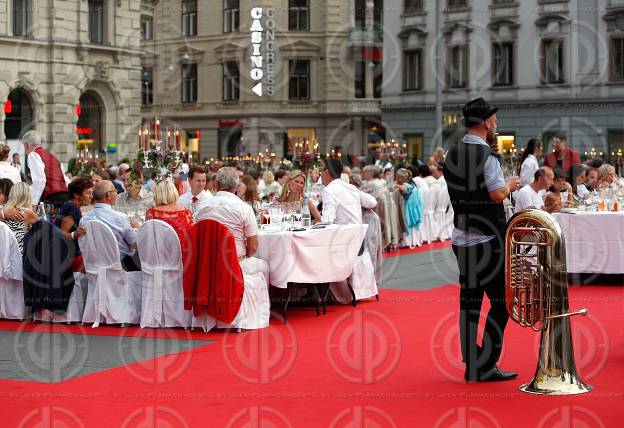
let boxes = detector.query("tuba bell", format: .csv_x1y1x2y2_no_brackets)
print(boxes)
505,209,592,395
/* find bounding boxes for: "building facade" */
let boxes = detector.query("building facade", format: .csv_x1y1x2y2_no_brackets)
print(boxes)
382,0,624,164
141,0,384,162
0,0,143,162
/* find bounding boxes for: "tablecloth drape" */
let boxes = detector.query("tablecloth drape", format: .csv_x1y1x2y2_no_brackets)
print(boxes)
256,224,367,288
553,212,624,274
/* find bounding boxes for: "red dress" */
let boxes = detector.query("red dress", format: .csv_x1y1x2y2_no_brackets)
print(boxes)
145,207,194,264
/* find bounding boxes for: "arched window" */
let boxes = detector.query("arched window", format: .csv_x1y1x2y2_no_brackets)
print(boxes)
4,88,34,140
77,92,103,152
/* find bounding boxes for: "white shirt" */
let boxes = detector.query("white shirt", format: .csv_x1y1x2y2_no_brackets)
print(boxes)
577,183,590,199
424,176,439,188
179,189,211,214
514,184,544,212
437,176,447,188
412,176,429,190
27,148,71,205
195,191,257,258
320,179,377,225
519,154,539,187
0,160,21,184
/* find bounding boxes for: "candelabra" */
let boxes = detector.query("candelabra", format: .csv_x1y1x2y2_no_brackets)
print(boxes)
377,139,408,165
137,118,183,180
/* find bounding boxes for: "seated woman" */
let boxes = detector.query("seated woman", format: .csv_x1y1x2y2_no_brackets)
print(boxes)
239,175,259,203
544,169,573,213
277,170,321,222
55,177,93,272
596,164,621,190
146,180,193,260
3,182,38,255
116,177,154,212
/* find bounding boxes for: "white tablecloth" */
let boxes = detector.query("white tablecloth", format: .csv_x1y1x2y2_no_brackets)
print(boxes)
553,212,624,273
255,224,368,288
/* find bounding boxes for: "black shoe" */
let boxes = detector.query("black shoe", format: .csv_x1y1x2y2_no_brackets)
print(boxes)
465,366,518,382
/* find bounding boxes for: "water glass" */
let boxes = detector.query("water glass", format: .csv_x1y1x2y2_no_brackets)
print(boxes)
269,206,283,229
291,212,303,228
302,213,311,228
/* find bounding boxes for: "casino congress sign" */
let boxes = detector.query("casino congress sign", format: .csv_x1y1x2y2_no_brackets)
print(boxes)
250,7,276,97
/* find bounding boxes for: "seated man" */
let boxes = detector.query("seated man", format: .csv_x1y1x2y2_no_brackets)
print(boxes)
195,167,269,281
320,159,378,303
320,158,377,225
179,166,211,215
514,167,553,212
80,180,141,271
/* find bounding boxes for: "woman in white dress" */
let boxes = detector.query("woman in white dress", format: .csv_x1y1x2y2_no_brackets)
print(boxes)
519,139,543,187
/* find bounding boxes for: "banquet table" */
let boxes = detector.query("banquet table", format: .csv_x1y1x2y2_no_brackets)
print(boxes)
255,224,368,288
553,211,624,274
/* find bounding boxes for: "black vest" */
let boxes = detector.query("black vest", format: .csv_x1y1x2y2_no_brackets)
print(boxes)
443,140,507,238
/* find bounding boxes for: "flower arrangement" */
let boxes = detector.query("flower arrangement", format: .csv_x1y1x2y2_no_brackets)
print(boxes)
293,152,320,172
134,148,182,181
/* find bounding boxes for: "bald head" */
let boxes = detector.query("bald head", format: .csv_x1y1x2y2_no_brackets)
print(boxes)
93,180,116,203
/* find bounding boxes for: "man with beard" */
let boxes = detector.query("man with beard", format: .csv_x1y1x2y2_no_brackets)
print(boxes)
443,98,520,382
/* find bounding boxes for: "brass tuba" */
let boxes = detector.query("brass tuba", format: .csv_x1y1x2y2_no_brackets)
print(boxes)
505,209,592,395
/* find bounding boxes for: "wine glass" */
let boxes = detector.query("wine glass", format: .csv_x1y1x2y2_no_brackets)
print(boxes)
262,203,271,226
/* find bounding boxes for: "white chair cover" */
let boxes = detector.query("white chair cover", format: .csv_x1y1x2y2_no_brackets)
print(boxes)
137,220,192,328
216,257,270,330
34,273,88,323
362,209,383,286
0,223,30,320
348,250,378,300
79,220,141,327
436,188,452,241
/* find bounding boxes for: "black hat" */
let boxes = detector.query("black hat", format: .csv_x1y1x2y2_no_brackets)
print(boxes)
462,97,498,127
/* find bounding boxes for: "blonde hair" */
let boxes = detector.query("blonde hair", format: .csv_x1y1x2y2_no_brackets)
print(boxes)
152,180,179,206
262,170,274,185
0,144,10,161
597,164,615,181
4,182,32,210
396,168,411,183
278,170,306,202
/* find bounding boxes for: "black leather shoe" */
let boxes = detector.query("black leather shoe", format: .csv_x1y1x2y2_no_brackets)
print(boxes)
465,366,518,382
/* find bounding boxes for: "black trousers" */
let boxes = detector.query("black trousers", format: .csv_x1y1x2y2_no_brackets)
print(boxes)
452,237,509,376
121,253,142,272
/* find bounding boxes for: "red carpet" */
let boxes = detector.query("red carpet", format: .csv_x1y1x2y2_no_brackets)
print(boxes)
0,284,622,427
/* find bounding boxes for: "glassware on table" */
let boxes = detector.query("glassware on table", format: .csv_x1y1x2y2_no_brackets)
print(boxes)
262,203,271,226
269,205,283,229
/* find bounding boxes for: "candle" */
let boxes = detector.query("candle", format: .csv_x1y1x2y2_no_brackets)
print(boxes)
175,129,180,151
167,129,172,150
155,119,160,141
138,127,142,149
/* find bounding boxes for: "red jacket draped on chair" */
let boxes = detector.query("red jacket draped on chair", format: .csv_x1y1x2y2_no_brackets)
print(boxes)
183,219,244,323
